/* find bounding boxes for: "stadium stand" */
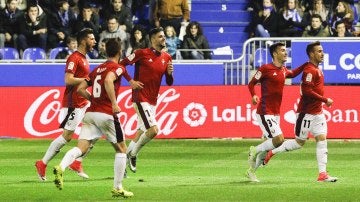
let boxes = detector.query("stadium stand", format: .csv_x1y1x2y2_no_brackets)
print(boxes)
49,47,66,60
0,47,20,60
22,47,47,62
190,0,250,59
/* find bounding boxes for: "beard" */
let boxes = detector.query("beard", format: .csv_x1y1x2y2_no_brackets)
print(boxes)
159,43,166,49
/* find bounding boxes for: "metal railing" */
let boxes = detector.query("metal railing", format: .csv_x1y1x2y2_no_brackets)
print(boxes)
224,37,360,85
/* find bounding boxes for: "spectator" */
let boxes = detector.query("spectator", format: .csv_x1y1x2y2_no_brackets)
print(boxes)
329,1,354,34
181,21,211,60
0,0,24,48
250,0,279,37
302,0,330,28
153,0,190,37
17,3,48,52
47,0,77,50
278,0,306,37
332,20,354,36
0,0,26,10
98,15,131,57
302,14,330,37
164,25,180,59
131,0,153,29
99,0,132,34
73,3,100,41
129,24,150,53
96,38,108,59
55,36,77,59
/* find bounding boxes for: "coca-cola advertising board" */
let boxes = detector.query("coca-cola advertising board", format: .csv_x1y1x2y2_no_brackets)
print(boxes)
0,86,359,139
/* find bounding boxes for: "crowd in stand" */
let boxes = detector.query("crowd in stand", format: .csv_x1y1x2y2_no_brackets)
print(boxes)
0,0,212,60
247,0,360,38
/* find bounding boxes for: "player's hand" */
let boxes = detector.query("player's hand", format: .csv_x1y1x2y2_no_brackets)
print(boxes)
252,95,259,105
325,98,333,107
112,104,121,114
129,80,144,90
167,62,174,75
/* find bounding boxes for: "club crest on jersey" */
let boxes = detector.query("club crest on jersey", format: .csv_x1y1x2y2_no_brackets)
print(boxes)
148,58,153,62
68,62,74,70
273,72,277,76
254,71,262,80
116,68,123,76
161,59,165,65
127,53,135,61
306,73,313,82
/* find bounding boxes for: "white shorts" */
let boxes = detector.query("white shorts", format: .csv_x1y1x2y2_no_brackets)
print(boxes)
256,114,283,139
133,102,157,131
59,105,88,131
295,113,327,140
78,112,125,144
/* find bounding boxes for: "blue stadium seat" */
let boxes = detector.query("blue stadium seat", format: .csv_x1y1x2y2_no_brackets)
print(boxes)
49,47,66,59
0,47,20,60
22,47,46,61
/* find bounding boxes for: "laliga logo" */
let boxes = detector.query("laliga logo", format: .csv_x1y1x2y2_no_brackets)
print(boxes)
183,102,207,127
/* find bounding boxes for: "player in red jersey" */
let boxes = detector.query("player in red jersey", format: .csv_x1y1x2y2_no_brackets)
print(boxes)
35,28,96,181
119,27,174,173
53,38,136,198
263,41,338,182
246,42,305,182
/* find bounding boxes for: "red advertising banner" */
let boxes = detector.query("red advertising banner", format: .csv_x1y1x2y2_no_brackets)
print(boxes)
1,86,359,139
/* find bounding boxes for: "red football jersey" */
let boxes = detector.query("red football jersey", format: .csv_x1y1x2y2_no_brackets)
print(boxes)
297,62,327,114
62,51,90,108
120,48,172,105
248,63,304,115
86,61,126,115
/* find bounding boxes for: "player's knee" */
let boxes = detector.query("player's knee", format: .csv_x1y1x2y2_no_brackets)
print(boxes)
273,134,285,147
296,138,306,146
147,126,158,138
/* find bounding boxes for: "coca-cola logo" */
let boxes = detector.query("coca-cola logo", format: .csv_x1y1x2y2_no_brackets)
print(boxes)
24,88,180,137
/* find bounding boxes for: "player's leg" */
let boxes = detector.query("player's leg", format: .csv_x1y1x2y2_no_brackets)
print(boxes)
104,114,133,198
53,112,101,189
248,115,283,168
313,114,337,182
35,107,81,181
128,102,158,172
264,113,309,165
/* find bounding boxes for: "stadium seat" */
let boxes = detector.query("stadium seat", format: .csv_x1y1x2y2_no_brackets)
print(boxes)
0,47,20,60
22,47,46,61
49,47,66,59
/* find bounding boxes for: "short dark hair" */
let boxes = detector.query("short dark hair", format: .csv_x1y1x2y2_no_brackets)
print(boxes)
306,41,321,56
106,38,122,57
311,14,323,22
335,20,345,29
269,42,285,58
77,28,94,44
148,27,164,39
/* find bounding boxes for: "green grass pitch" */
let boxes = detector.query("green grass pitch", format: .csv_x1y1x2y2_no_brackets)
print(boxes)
0,138,359,201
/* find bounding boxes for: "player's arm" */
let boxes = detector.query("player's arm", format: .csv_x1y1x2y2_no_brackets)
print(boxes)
248,70,261,105
65,72,88,86
77,79,91,100
301,71,327,103
286,62,307,78
119,52,144,89
105,72,121,114
165,61,174,86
